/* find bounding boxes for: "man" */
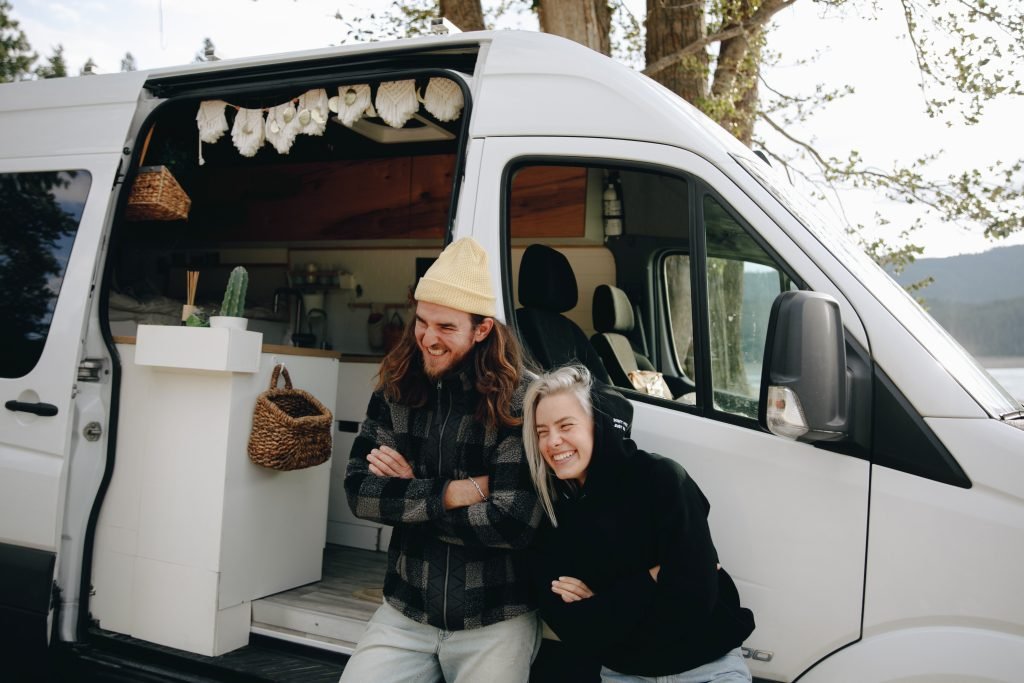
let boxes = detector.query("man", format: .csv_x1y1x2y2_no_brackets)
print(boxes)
342,237,543,683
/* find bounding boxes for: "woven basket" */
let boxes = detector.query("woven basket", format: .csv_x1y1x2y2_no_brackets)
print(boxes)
248,365,333,471
125,165,191,221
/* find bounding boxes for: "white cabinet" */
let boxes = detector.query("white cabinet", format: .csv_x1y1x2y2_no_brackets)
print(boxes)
326,360,388,551
91,327,338,656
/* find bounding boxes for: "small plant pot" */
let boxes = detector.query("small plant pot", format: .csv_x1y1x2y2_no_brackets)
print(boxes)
209,316,249,331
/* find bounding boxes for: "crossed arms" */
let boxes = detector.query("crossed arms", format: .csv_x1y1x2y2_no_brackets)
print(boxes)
343,392,541,549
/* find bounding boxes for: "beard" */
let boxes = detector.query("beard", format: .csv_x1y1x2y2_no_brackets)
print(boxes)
421,344,474,379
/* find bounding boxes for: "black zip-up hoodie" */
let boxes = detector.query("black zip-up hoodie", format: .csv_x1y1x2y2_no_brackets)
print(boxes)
529,386,755,676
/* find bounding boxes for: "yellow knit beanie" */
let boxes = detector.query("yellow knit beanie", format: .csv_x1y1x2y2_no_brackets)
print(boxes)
414,237,496,317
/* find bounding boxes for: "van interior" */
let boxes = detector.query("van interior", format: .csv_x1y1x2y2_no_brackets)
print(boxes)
90,65,794,674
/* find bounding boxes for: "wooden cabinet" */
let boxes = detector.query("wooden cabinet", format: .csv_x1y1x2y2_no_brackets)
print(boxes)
176,156,589,243
509,165,587,238
189,155,455,242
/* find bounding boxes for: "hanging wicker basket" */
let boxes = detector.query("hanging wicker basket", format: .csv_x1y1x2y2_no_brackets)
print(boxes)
248,365,333,471
124,124,191,222
125,165,192,221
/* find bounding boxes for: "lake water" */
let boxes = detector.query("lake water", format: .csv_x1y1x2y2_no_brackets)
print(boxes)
988,367,1024,403
980,358,1024,403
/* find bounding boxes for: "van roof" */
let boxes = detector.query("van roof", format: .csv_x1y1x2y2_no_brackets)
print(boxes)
149,30,746,162
0,30,749,166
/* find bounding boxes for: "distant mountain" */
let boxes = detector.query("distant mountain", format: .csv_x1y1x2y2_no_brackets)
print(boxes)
925,298,1024,356
893,244,1024,303
891,245,1024,357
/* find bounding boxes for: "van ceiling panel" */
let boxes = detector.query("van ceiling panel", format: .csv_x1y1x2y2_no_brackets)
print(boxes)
145,48,479,101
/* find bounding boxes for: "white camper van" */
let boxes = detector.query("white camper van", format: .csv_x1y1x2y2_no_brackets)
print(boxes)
1,29,1022,682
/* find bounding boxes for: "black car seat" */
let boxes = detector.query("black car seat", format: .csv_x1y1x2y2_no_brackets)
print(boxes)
515,244,611,383
590,284,657,389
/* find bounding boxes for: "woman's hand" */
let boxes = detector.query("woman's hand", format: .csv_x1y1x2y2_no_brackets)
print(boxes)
368,445,414,479
552,576,594,603
647,563,717,582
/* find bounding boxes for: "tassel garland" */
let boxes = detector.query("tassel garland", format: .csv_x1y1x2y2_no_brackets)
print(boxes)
199,78,462,158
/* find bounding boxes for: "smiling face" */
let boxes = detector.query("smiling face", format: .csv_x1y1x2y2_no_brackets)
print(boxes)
414,300,494,379
534,391,595,486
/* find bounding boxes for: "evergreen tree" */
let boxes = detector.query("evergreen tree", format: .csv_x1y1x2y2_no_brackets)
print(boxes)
35,43,67,78
120,51,136,72
0,0,35,82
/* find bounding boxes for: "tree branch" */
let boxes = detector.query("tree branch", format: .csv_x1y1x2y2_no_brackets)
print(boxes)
899,0,932,98
759,110,950,212
758,111,832,176
643,0,797,76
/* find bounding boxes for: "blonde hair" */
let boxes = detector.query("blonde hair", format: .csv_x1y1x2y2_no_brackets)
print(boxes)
522,365,594,527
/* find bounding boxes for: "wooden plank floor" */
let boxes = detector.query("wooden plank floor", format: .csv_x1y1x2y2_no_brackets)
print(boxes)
256,544,387,622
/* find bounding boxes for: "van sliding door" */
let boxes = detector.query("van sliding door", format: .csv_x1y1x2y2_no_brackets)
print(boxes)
0,73,144,667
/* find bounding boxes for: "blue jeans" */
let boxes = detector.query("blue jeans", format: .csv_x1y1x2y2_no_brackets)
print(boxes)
339,601,542,683
600,648,751,683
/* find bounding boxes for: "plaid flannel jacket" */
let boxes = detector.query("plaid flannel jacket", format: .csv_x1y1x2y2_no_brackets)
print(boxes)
344,368,542,631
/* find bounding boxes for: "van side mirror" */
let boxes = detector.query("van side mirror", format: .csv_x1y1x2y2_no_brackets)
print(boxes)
759,291,849,442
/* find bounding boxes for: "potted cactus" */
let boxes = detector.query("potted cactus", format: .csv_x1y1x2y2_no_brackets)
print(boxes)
209,266,249,330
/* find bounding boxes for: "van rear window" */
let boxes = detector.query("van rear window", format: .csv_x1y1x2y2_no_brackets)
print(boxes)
0,170,91,379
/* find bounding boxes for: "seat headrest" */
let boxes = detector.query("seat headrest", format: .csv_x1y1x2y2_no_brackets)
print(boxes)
518,244,578,313
593,284,635,333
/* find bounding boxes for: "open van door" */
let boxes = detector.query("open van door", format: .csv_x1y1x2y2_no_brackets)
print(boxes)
0,72,145,672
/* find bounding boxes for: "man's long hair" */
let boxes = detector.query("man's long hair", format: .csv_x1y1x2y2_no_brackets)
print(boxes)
376,312,524,429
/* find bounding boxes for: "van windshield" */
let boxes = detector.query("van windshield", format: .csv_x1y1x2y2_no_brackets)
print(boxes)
734,154,1023,419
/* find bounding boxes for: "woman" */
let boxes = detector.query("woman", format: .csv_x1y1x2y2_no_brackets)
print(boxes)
523,365,755,682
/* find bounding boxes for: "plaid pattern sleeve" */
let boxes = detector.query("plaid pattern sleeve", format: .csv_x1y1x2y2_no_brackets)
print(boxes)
430,424,542,549
430,384,543,549
344,391,448,525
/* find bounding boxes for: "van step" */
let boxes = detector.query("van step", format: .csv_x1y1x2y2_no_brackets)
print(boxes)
250,544,385,650
251,622,357,654
251,600,368,653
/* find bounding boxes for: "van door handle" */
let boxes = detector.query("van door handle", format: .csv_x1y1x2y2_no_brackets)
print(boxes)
5,400,59,417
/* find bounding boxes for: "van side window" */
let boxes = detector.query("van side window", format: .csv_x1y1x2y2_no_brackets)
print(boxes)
664,254,696,382
668,193,794,420
0,171,91,379
506,162,692,396
504,161,795,425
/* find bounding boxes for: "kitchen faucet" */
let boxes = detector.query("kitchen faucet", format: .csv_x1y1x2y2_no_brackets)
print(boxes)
273,287,307,347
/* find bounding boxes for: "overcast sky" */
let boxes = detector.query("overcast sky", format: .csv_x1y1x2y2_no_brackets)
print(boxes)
10,0,1023,258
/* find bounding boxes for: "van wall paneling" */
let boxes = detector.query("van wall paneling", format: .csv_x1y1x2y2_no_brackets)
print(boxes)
509,166,587,238
189,155,456,242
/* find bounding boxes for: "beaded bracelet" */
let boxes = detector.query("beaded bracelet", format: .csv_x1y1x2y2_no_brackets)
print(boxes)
468,476,488,502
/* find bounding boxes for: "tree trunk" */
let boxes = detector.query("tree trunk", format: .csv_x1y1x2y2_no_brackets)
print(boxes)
709,0,762,146
537,0,611,55
644,0,709,105
439,0,485,32
730,45,761,146
714,260,750,396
